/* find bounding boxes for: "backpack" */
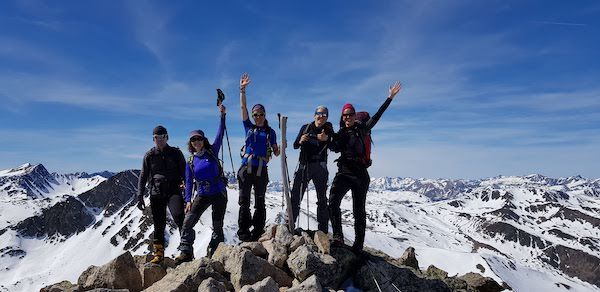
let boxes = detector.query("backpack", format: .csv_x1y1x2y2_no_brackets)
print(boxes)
240,125,273,160
355,111,372,167
188,149,228,193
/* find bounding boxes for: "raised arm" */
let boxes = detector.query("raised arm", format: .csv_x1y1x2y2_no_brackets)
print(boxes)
212,105,226,154
366,81,402,130
184,162,193,203
240,73,250,121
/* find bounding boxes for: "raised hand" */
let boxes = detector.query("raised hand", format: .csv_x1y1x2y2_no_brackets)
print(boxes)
240,73,251,91
219,104,226,115
388,81,402,99
300,133,310,144
317,129,329,142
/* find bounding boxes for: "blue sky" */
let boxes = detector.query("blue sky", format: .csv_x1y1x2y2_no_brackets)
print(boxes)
1,0,599,179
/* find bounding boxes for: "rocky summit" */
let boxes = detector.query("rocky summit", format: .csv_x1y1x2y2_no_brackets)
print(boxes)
42,224,505,292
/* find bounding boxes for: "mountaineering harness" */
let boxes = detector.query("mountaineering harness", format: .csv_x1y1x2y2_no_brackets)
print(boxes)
240,125,272,176
187,149,227,204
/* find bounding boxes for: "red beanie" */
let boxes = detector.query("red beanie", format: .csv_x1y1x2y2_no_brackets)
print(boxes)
342,103,355,114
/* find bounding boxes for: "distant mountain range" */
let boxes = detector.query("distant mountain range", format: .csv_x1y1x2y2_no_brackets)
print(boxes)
1,163,599,291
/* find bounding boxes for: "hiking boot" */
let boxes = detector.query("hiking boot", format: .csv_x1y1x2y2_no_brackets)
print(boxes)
149,244,164,264
174,251,194,265
331,234,345,247
238,232,252,242
251,229,264,241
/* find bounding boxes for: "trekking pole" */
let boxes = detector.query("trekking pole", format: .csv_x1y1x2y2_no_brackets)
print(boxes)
278,113,284,209
305,167,310,230
217,89,236,176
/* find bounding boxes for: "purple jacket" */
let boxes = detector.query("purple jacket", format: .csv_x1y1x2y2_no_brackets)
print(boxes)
184,115,226,201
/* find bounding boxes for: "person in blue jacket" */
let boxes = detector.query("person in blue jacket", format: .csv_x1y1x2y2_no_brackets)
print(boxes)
237,73,280,241
175,104,228,264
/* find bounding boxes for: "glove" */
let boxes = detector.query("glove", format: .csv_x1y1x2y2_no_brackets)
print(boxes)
136,195,146,211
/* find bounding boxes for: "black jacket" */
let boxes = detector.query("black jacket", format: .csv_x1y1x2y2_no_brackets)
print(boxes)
330,98,393,170
293,121,334,163
137,144,186,197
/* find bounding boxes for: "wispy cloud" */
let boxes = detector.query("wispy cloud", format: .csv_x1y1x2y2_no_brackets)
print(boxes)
532,21,586,27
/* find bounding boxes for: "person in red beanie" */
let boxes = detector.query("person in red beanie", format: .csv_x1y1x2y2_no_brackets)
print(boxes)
329,81,402,254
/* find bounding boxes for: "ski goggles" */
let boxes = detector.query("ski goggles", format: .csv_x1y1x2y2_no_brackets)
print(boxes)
252,112,265,117
190,136,204,142
153,134,168,140
314,112,328,117
342,112,355,117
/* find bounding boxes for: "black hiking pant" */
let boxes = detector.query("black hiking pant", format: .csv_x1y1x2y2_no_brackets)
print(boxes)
178,190,228,254
290,161,329,232
150,189,185,245
328,167,370,250
237,165,269,239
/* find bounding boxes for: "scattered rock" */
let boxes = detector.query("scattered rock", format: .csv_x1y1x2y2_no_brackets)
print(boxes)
355,255,451,292
458,273,503,292
425,265,448,280
274,225,294,248
313,231,330,255
212,243,293,290
287,275,322,292
286,245,338,287
262,239,274,255
301,232,315,246
241,242,268,258
197,277,227,292
40,280,80,292
78,252,142,292
398,246,419,270
329,247,361,287
258,225,278,242
240,276,279,292
289,236,305,253
144,258,228,292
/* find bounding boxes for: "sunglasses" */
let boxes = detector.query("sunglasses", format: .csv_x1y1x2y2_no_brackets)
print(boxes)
153,134,167,140
190,136,204,142
252,112,265,117
342,112,355,118
315,112,328,117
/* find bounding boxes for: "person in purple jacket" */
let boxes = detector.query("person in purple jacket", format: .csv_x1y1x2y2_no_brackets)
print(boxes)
175,104,228,264
237,73,280,241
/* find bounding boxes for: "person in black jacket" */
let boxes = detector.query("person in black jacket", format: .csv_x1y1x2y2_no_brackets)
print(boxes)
290,106,334,232
329,81,402,253
137,125,186,264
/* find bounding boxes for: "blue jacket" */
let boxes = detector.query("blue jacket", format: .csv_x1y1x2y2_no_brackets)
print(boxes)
241,119,277,167
184,115,226,201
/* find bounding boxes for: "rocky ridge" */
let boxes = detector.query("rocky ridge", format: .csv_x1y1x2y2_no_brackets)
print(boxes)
42,224,505,292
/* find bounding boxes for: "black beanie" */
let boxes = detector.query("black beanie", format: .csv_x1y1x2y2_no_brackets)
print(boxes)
153,125,168,135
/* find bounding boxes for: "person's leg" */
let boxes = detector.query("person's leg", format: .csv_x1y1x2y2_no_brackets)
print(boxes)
237,166,253,240
351,171,370,251
150,196,167,245
328,172,352,244
207,191,228,256
149,196,167,263
167,190,185,231
178,196,211,254
311,163,330,233
290,165,307,224
251,167,269,240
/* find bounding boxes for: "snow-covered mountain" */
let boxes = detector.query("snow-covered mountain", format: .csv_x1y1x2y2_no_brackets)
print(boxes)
1,163,599,291
0,163,107,232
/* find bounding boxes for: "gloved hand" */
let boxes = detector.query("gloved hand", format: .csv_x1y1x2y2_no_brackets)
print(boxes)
137,195,146,211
